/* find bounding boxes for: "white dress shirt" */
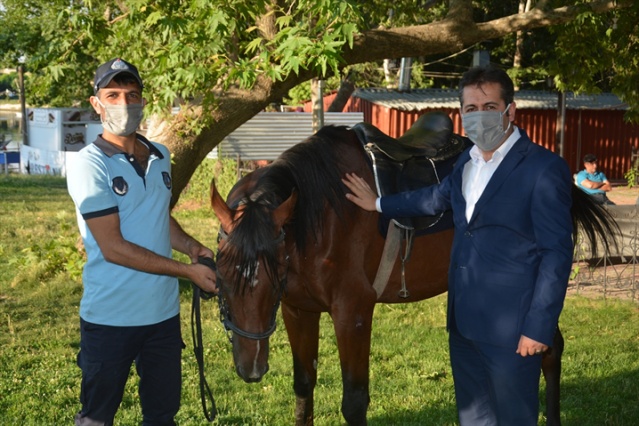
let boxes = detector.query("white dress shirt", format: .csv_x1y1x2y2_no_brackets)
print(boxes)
462,127,520,221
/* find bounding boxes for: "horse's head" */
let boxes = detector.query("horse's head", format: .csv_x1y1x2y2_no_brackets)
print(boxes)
210,178,296,382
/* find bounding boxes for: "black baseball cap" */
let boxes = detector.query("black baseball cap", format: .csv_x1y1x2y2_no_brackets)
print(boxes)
93,58,144,94
583,154,597,163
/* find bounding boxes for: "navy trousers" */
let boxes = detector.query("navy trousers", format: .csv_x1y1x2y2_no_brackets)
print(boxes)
75,315,184,426
449,327,543,426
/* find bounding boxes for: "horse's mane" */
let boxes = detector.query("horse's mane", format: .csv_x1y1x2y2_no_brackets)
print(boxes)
224,126,360,292
274,126,358,249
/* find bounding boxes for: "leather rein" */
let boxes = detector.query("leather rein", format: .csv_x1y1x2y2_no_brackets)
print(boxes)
191,256,218,422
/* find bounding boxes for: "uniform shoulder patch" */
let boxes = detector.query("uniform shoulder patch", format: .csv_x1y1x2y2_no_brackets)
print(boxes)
112,176,128,196
162,172,172,190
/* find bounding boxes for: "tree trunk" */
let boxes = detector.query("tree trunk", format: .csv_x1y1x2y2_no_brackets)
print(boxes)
383,59,396,89
327,73,356,113
513,0,533,90
149,72,312,208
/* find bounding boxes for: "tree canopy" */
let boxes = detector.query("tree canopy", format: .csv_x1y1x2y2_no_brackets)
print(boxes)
1,0,637,204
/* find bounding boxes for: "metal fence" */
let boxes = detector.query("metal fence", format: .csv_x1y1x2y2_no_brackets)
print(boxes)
211,112,365,161
571,205,639,302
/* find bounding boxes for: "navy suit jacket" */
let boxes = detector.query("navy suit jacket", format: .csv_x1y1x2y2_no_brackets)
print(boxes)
381,130,573,349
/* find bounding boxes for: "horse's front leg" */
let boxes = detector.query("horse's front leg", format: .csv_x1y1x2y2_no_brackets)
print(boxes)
542,326,564,426
332,300,376,426
281,302,321,426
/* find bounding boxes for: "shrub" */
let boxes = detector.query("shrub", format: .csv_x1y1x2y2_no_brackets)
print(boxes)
179,157,238,206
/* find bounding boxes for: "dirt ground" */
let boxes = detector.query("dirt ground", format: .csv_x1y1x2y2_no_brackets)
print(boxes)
605,182,639,205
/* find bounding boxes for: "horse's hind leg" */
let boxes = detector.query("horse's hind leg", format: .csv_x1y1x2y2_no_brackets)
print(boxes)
282,303,321,426
542,326,564,426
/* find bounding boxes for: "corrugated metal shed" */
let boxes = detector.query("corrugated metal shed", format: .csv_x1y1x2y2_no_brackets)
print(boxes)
352,88,628,112
212,111,364,160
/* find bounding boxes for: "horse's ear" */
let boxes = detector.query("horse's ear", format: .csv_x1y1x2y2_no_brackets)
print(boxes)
210,179,234,231
273,190,297,229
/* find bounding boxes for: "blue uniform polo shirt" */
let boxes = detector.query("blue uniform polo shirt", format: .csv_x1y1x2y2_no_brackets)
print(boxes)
67,134,179,326
576,170,608,195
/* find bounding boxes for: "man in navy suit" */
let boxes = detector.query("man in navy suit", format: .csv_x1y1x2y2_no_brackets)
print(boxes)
343,65,573,425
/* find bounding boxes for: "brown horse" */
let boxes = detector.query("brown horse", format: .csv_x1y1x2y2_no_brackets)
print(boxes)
209,123,616,425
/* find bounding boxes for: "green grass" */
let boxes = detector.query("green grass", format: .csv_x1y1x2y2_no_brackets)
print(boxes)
1,174,639,425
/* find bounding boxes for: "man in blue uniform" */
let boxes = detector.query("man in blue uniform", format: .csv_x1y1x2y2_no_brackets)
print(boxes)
576,153,615,205
67,58,217,425
343,65,573,425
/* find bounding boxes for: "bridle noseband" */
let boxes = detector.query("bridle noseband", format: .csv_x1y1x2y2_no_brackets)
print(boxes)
215,228,288,342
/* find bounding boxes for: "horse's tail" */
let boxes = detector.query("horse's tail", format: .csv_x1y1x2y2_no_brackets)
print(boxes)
571,185,620,259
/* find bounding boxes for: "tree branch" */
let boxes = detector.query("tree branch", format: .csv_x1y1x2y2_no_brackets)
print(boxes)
344,0,632,64
163,0,634,205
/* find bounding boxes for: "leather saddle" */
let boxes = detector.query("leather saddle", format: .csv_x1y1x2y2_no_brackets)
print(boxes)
352,111,470,232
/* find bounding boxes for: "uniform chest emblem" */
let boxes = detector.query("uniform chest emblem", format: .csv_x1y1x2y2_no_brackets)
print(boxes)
162,172,172,190
112,176,128,196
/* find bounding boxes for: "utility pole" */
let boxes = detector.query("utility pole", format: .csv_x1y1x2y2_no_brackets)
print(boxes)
556,91,566,158
311,78,324,133
398,57,412,92
18,64,28,146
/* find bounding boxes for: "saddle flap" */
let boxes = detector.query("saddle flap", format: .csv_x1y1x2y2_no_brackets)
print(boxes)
353,110,470,233
368,146,442,231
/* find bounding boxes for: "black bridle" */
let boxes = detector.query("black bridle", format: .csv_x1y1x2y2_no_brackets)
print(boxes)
190,231,287,422
215,228,288,342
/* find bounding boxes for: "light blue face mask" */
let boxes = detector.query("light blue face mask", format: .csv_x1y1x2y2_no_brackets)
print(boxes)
461,103,512,152
96,99,145,136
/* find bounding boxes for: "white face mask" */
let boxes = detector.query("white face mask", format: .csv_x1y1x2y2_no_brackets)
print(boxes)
461,103,512,152
96,99,145,136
